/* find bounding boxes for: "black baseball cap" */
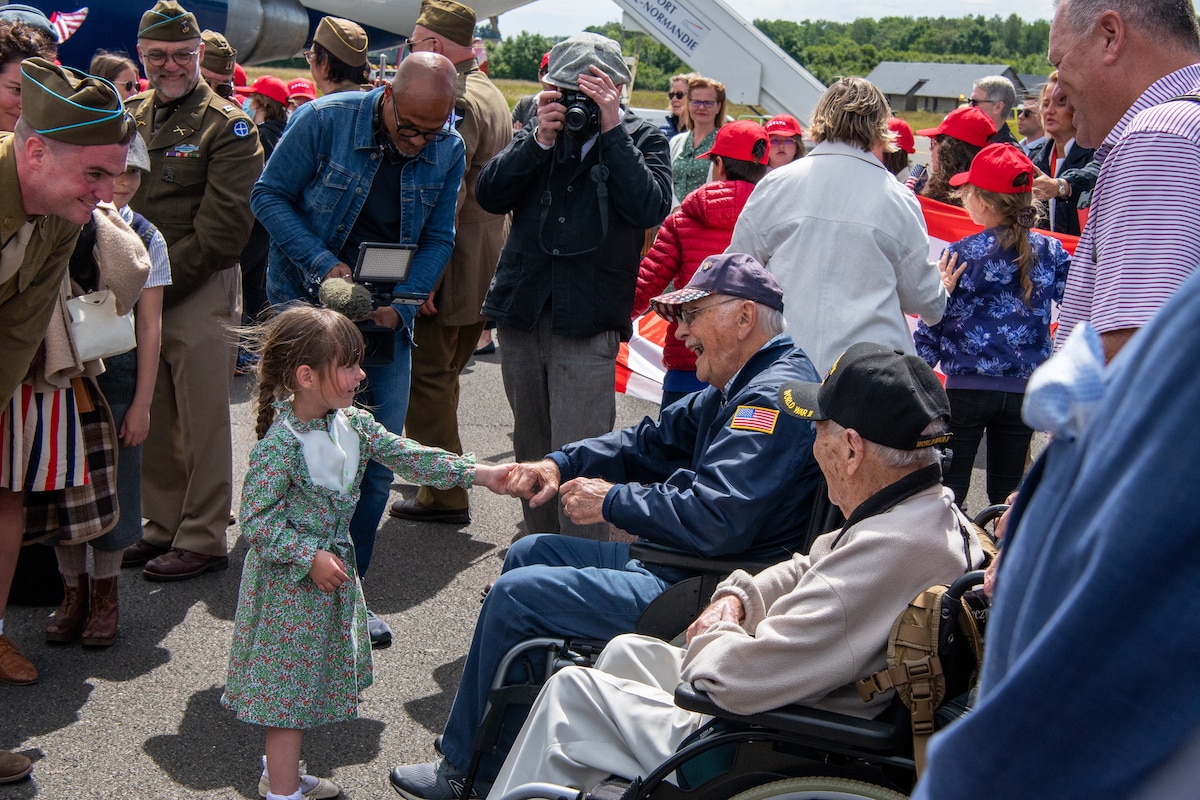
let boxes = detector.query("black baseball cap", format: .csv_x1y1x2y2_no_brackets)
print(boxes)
778,342,952,450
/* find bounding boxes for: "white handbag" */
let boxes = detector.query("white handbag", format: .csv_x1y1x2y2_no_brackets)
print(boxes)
66,290,136,362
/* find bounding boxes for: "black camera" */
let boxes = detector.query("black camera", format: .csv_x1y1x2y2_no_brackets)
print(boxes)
353,243,425,366
560,89,599,136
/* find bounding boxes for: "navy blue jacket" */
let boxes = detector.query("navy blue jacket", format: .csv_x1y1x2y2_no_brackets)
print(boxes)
548,337,822,562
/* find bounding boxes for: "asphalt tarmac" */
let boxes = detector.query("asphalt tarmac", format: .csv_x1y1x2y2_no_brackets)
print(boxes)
1,344,997,799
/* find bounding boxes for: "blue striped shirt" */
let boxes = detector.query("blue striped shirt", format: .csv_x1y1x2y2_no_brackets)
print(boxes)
1057,64,1200,345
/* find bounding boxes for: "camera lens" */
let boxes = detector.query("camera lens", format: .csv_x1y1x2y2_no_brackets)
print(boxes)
564,105,590,133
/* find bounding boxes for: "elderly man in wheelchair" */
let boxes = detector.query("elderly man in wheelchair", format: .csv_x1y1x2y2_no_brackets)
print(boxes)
390,254,828,800
487,343,989,800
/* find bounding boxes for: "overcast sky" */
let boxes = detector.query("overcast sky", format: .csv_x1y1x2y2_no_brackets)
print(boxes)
492,0,1059,38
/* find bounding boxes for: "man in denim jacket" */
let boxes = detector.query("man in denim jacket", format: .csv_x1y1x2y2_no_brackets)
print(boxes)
252,52,465,644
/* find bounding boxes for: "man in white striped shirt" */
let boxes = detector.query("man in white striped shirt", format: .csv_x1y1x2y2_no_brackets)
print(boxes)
1049,0,1200,362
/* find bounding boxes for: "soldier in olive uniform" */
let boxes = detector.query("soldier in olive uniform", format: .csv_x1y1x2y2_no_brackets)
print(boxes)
0,56,133,720
391,0,512,526
120,0,263,581
307,16,371,96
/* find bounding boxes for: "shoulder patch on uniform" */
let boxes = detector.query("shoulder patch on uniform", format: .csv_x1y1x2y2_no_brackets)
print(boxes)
221,104,235,113
232,120,251,138
730,405,779,434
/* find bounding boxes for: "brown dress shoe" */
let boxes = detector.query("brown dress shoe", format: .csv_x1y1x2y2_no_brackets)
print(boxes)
0,749,32,784
121,538,171,568
45,573,89,643
82,576,119,647
143,548,229,582
388,497,471,525
0,635,38,685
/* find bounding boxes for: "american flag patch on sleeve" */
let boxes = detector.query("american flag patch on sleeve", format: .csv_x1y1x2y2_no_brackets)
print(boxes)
730,405,779,434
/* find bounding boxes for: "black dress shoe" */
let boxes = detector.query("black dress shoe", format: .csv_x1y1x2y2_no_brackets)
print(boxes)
388,498,471,525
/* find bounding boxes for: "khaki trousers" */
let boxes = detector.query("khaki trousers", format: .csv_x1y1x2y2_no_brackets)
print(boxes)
141,269,239,556
405,316,487,510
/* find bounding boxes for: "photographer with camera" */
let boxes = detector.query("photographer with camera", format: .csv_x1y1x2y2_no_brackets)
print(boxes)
251,52,466,647
476,31,673,540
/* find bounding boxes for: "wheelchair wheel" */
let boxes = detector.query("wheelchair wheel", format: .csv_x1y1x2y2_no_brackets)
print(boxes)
728,776,908,800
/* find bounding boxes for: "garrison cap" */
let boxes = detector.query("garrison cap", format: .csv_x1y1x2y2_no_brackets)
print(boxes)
416,0,476,47
20,57,132,146
0,4,59,41
544,32,631,91
138,0,199,41
200,29,236,74
313,16,368,67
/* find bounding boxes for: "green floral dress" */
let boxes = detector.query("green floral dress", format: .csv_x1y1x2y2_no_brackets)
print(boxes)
221,402,475,728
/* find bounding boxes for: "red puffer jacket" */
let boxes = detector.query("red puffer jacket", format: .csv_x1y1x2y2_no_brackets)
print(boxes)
632,179,757,370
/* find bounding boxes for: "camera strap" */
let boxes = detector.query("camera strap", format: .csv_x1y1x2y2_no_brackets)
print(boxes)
537,137,610,258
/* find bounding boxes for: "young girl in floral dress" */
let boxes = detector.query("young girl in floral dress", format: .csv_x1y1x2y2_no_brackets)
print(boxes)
221,306,512,800
914,144,1071,511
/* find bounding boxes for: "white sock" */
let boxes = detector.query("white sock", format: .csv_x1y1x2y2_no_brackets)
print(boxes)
265,792,303,800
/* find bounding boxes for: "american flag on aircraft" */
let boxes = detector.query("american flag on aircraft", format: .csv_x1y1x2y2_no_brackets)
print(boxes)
50,7,88,43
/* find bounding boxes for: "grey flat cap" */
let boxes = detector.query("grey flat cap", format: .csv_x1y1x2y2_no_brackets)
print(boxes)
543,32,631,90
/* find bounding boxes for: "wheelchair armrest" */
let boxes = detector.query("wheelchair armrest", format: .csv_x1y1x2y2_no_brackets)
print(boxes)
673,683,900,752
629,542,771,578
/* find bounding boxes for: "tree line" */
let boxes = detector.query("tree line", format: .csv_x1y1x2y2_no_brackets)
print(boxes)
479,14,1054,89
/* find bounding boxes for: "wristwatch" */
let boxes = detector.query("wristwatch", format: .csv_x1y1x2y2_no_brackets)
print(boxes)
1057,178,1070,198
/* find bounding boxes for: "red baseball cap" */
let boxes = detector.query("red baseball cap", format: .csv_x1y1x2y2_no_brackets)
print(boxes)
888,116,916,154
233,62,247,87
287,77,317,101
950,143,1035,193
250,75,289,106
698,119,769,165
915,106,995,149
763,113,802,139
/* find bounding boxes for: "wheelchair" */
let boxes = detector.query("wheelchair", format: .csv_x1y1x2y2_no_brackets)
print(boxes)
494,568,990,800
465,495,1000,799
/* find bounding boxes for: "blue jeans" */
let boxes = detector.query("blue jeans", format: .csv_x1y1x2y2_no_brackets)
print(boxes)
349,329,411,577
439,534,671,782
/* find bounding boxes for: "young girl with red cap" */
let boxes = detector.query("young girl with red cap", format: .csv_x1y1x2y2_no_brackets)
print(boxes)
914,143,1071,511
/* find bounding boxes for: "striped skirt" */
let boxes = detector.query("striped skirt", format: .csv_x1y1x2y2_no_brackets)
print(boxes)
0,382,88,492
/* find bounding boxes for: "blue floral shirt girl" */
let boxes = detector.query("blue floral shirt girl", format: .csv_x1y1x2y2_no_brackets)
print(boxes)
915,229,1071,391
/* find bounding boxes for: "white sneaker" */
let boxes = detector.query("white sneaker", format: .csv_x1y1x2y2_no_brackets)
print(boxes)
258,758,341,799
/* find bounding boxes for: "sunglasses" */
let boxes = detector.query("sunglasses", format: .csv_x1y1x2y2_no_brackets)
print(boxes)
119,80,137,93
967,98,997,107
667,91,685,100
689,99,716,109
1018,109,1036,118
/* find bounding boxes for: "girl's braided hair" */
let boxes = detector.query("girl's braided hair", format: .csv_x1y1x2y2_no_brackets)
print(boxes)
241,305,365,439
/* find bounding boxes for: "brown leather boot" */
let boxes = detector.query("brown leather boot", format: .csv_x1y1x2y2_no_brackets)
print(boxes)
82,576,118,647
45,573,89,643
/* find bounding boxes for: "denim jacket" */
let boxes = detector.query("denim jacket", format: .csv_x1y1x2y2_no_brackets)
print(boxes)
252,88,466,332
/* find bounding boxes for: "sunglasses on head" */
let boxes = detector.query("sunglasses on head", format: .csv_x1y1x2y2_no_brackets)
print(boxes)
667,91,685,100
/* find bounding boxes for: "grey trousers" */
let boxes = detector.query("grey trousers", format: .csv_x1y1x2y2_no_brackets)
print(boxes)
498,317,619,540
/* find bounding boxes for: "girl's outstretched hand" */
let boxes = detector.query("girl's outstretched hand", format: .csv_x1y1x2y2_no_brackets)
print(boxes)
310,549,350,592
939,250,967,294
474,463,517,495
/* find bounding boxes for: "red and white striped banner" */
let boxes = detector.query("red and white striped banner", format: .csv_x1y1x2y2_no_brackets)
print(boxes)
616,198,1082,400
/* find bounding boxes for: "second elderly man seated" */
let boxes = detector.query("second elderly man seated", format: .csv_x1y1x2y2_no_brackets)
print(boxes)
486,342,988,797
388,252,823,799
